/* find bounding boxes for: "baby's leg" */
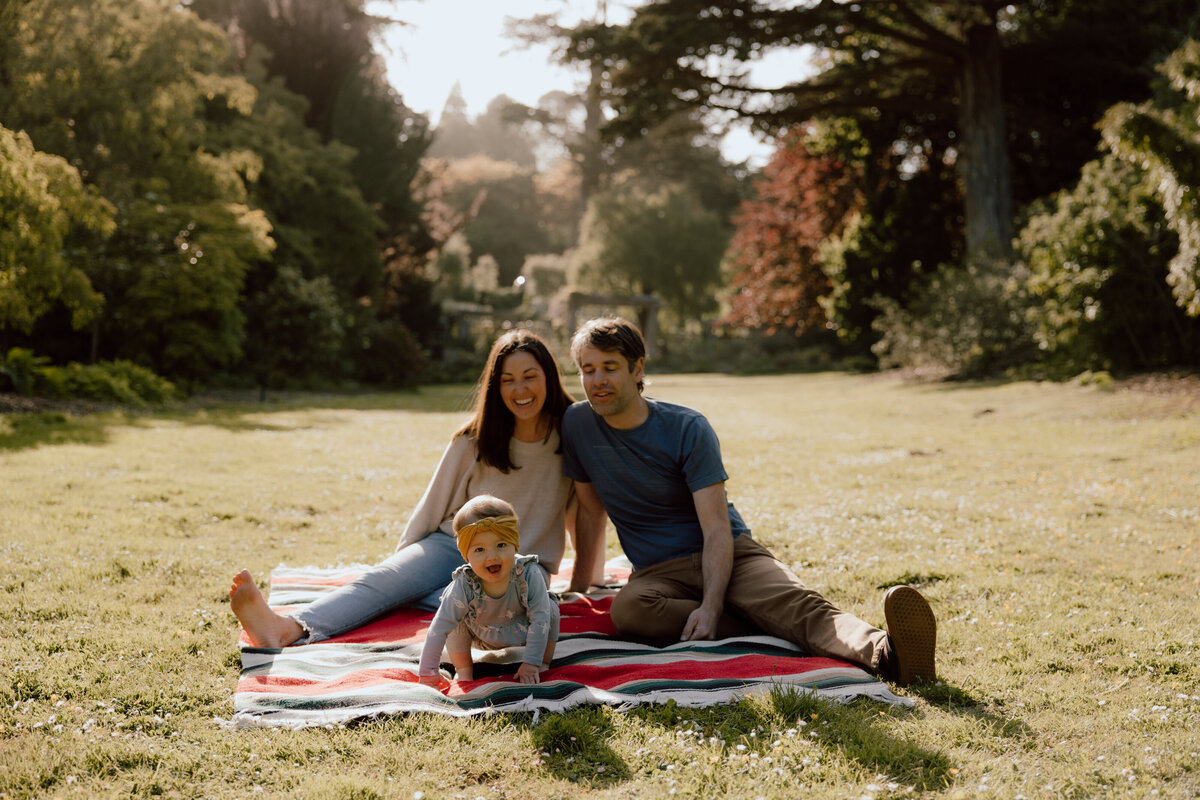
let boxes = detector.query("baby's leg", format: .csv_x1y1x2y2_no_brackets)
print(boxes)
229,570,305,648
448,650,474,682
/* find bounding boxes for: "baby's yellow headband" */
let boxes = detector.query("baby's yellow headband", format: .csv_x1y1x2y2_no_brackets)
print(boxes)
456,515,520,562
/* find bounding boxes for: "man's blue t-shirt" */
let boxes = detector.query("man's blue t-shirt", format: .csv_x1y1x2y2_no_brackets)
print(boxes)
561,399,749,570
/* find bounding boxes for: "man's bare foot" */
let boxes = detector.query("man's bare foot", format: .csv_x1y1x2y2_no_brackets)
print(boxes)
229,570,305,648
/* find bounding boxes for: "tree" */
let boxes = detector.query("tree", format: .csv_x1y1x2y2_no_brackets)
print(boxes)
0,127,114,339
188,0,437,346
242,265,345,397
1,0,274,381
506,5,614,215
572,174,728,321
724,125,861,335
1102,38,1200,316
186,0,442,384
423,155,550,286
566,0,1199,264
428,89,539,168
816,114,963,347
210,67,382,300
189,0,376,135
572,0,1015,261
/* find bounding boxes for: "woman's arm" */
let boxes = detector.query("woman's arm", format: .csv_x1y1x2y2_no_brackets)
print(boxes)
397,436,475,550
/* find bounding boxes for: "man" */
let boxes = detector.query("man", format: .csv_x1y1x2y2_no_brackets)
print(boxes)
562,317,937,686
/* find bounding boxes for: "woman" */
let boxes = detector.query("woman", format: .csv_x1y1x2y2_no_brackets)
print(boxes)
230,329,598,647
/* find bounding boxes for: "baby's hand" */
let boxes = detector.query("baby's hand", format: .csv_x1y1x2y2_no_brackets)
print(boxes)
418,674,442,688
516,663,542,684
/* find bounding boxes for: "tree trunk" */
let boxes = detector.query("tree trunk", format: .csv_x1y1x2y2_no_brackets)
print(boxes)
958,19,1013,261
580,57,604,219
578,0,607,223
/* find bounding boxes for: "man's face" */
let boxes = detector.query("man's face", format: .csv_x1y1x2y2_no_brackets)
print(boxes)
575,344,645,428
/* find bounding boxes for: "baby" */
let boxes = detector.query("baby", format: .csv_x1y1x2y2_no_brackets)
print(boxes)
418,495,559,687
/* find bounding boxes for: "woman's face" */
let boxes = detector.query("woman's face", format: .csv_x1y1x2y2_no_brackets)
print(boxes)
498,349,547,429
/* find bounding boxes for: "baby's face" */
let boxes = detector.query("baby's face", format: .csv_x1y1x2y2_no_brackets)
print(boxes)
465,528,516,594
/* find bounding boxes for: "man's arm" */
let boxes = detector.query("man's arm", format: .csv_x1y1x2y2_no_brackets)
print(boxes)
680,482,735,641
566,480,607,594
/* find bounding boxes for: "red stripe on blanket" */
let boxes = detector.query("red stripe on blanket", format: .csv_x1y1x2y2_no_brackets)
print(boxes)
535,655,851,690
319,611,433,644
237,668,419,695
241,597,621,646
558,595,618,636
271,575,361,587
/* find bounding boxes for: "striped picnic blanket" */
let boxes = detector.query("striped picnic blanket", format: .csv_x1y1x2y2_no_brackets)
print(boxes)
230,559,912,728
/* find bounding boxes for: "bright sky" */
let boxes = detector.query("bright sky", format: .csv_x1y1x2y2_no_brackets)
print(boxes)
366,0,813,167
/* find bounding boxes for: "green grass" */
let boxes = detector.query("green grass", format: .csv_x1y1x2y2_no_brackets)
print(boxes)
1,374,1198,799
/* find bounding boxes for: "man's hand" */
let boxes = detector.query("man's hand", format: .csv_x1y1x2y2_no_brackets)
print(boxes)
680,605,721,641
516,663,542,684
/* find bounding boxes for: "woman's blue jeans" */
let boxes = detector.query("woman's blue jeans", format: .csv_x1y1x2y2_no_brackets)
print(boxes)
290,531,464,643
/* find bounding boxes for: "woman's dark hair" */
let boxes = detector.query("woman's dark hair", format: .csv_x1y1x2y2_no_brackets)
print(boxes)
455,329,574,472
569,316,646,393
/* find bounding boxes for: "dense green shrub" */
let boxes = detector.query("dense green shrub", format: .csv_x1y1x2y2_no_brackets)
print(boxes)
652,330,867,376
48,361,177,406
1017,155,1200,374
870,259,1039,377
242,265,348,394
0,348,49,394
1,348,176,406
353,317,431,388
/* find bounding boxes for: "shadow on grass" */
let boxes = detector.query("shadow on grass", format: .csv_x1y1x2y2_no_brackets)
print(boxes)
0,411,112,451
512,706,633,787
0,385,476,451
910,679,1033,739
499,689,977,792
159,386,475,433
765,688,955,791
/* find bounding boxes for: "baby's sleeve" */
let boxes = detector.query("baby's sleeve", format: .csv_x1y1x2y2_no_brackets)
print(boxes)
520,566,560,667
418,578,470,677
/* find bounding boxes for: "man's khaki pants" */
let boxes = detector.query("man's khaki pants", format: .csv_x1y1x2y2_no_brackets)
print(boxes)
609,536,888,673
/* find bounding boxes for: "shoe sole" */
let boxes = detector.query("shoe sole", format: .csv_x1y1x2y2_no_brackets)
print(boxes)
884,585,937,686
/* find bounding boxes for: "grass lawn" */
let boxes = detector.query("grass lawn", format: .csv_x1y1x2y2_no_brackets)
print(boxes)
1,372,1197,800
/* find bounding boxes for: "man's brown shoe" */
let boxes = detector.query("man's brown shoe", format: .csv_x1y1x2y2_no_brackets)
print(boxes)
882,585,937,686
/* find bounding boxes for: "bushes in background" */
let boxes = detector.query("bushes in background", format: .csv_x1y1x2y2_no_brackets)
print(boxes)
0,348,177,407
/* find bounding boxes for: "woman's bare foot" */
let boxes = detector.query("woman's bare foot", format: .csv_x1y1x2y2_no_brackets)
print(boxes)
229,570,305,648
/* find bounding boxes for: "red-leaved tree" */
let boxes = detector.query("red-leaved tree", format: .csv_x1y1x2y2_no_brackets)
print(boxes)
725,128,862,335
